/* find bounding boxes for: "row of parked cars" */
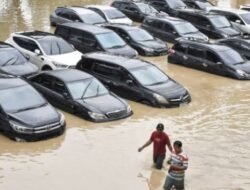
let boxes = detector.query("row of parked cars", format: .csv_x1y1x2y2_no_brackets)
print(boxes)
1,0,250,141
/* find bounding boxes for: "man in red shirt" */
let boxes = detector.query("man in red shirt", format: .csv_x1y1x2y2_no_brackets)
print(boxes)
138,123,172,169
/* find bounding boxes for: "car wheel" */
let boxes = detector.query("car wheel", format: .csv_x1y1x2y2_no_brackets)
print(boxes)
141,99,153,106
42,65,52,71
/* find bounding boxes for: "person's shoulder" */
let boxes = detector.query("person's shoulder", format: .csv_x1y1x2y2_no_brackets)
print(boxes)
179,152,188,160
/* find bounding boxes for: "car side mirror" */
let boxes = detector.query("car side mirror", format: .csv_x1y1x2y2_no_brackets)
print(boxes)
34,49,42,56
126,80,134,86
216,62,223,65
62,92,70,99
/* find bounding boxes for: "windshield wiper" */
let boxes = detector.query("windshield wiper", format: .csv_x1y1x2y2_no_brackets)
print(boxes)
234,61,246,65
81,80,93,99
109,44,126,49
2,57,15,67
147,81,166,86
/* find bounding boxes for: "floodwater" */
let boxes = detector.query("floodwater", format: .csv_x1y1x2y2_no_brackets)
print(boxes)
0,0,250,189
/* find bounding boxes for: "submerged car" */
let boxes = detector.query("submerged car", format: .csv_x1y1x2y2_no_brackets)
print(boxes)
86,5,132,25
55,22,138,58
111,0,159,22
104,24,168,56
76,52,191,107
0,74,65,141
5,31,83,70
168,39,250,79
29,69,132,122
0,42,38,77
49,6,107,26
216,37,250,60
142,14,208,43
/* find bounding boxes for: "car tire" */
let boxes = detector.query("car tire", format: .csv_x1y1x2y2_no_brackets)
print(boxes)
42,65,52,71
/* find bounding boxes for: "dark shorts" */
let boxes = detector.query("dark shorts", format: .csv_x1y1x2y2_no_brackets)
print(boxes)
153,155,165,169
164,175,184,190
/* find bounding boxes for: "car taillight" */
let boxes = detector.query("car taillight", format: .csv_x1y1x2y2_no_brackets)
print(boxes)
168,49,175,55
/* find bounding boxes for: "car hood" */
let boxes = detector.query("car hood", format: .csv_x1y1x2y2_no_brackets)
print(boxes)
8,104,60,127
48,51,83,66
146,80,188,99
1,62,39,76
106,45,137,58
137,40,167,49
233,61,250,74
76,94,127,114
109,18,132,25
217,27,240,36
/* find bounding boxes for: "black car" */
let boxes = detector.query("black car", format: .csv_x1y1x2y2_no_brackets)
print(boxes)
216,37,250,60
55,22,138,58
145,0,187,16
168,39,250,79
29,69,132,122
111,0,159,22
76,52,191,107
183,0,214,10
141,15,208,43
0,42,38,77
104,24,168,56
176,9,241,39
0,74,66,141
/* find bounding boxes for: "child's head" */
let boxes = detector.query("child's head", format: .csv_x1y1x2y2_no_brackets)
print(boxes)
173,140,182,154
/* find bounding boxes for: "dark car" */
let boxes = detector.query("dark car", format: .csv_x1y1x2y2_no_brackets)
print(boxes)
111,0,159,22
183,0,214,10
29,69,132,122
0,74,66,141
176,9,241,39
145,0,187,16
76,52,191,107
55,22,138,58
141,15,208,43
216,37,250,60
49,6,107,26
104,24,168,56
0,42,38,77
168,39,250,79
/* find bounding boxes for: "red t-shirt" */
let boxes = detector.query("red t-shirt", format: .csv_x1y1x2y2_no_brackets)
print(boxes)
150,131,170,156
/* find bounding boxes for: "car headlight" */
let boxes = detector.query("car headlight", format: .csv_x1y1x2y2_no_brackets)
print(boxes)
88,112,107,120
126,105,132,113
153,93,169,104
142,46,154,52
10,122,33,134
59,112,65,125
236,69,247,77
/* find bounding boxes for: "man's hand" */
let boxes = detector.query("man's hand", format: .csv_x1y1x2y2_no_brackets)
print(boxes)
138,147,143,152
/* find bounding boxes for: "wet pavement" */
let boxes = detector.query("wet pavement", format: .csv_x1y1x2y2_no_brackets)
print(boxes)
0,0,250,189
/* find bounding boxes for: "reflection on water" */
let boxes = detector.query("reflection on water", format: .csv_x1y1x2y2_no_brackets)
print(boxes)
1,0,250,190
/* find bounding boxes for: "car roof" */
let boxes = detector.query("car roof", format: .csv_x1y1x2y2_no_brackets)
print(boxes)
0,75,27,90
209,7,249,14
146,15,186,24
63,6,97,14
86,5,117,10
42,69,93,83
14,31,56,40
83,52,150,70
59,22,112,34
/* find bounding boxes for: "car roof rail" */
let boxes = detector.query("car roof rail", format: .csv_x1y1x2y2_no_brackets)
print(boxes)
176,36,209,43
0,73,16,79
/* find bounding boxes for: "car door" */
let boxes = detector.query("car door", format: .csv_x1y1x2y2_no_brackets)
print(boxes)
12,36,44,69
186,45,206,70
150,21,165,40
161,22,178,43
170,42,189,65
205,50,226,75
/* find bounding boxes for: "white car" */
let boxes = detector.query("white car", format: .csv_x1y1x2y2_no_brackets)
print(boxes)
86,5,133,25
209,7,250,35
5,31,83,70
240,4,250,12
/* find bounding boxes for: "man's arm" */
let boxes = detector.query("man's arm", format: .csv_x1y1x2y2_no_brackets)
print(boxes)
138,139,152,152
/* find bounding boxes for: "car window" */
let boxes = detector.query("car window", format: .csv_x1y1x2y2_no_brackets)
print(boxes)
53,79,68,94
13,37,40,53
174,22,198,35
78,59,94,70
209,16,231,28
162,23,175,33
0,48,27,66
55,27,70,39
206,51,221,63
173,43,187,53
218,49,245,65
80,32,97,47
150,1,166,9
185,1,197,9
128,29,154,42
136,3,158,14
59,10,72,20
68,29,84,44
187,46,205,59
39,75,54,89
195,1,213,9
92,62,122,80
104,8,125,19
198,17,211,27
69,12,81,22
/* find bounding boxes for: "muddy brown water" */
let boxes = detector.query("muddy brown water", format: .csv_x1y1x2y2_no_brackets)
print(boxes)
0,0,250,189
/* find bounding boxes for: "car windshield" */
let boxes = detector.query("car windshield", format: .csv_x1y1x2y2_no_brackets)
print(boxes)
240,13,250,24
96,32,126,49
104,8,126,19
137,3,158,14
218,49,246,65
80,13,106,24
0,84,46,113
0,48,27,66
38,36,74,55
210,16,231,28
67,78,108,99
167,0,186,9
174,22,198,34
196,1,213,9
128,29,154,42
131,65,168,86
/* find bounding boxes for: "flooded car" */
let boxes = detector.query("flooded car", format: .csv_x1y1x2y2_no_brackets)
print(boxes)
141,14,208,43
168,39,250,79
50,6,107,26
104,24,168,56
29,69,132,122
55,22,138,58
0,74,66,141
0,42,38,77
76,52,191,107
5,31,83,70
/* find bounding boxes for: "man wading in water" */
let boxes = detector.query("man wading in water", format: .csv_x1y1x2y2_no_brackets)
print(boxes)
138,123,172,169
